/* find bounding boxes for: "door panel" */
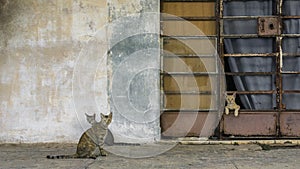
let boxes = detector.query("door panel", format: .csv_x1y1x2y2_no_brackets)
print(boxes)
223,113,277,136
162,2,215,17
163,76,213,92
161,0,217,137
162,21,216,36
161,112,219,137
280,112,300,137
163,39,216,55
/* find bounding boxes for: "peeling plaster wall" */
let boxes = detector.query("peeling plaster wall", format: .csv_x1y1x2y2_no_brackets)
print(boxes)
0,0,160,143
0,0,109,143
108,0,160,143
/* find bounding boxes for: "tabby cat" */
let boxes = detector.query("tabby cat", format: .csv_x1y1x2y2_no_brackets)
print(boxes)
225,93,240,117
47,112,112,159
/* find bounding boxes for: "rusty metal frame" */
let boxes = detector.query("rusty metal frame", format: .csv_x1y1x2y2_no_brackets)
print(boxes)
160,0,300,138
220,0,300,111
219,0,300,138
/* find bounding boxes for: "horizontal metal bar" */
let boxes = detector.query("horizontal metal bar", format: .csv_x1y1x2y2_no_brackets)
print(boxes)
161,72,218,76
223,0,276,2
226,72,275,76
161,35,217,39
282,34,300,37
283,90,300,94
162,108,300,113
280,110,300,112
162,0,216,2
226,91,300,95
223,53,278,57
162,107,300,113
222,34,300,38
222,34,260,38
162,109,218,112
238,109,300,113
161,16,216,21
164,91,215,95
222,16,261,19
282,16,300,19
223,15,300,20
281,71,300,74
163,54,216,58
223,53,300,57
226,91,275,95
238,110,278,113
283,53,300,57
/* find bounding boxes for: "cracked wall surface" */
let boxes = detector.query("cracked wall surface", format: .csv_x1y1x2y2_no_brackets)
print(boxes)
0,0,109,143
107,0,160,143
0,0,160,143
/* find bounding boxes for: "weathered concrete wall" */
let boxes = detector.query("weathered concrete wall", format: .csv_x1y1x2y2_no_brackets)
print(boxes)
108,0,160,143
0,0,160,143
0,0,109,143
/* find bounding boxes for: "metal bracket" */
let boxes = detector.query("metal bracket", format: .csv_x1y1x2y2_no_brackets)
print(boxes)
258,17,281,36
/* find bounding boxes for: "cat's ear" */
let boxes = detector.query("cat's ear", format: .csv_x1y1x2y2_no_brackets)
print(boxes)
100,113,105,119
233,92,236,97
86,113,96,124
108,112,112,119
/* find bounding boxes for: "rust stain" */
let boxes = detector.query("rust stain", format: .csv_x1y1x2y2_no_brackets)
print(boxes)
161,112,218,137
223,112,277,136
280,113,300,137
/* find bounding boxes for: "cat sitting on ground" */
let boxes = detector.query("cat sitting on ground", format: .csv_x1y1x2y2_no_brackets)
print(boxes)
47,112,112,159
225,93,240,117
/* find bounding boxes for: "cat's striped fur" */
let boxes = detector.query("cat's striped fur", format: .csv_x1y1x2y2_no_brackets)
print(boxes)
47,112,112,159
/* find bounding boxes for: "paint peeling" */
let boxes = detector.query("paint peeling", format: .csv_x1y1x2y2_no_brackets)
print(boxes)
0,0,109,143
0,0,160,144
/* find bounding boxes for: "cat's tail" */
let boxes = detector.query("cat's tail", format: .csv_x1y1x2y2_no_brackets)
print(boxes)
46,154,78,159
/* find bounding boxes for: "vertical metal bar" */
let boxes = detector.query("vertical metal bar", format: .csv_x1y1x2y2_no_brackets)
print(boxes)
219,0,224,66
215,0,220,139
275,0,283,137
218,0,224,139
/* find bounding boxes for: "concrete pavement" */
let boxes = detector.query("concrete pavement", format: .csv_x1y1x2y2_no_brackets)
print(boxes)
1,142,300,169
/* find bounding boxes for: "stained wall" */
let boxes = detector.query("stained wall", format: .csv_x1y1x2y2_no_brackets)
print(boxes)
0,0,159,143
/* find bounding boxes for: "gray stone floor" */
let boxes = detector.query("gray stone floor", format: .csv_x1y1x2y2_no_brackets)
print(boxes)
1,143,300,169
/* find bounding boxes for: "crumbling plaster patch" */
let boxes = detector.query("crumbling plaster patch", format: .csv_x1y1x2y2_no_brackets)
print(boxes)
0,0,109,143
0,0,160,143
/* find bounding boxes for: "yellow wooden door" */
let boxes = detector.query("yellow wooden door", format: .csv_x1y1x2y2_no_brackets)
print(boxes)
160,1,218,137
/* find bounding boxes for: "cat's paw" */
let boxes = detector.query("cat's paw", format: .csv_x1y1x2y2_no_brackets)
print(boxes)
225,108,229,115
100,151,108,156
101,152,107,156
89,155,97,159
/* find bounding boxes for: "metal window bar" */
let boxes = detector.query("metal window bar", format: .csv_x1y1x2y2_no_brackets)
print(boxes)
161,0,300,138
218,0,300,138
160,0,220,113
220,0,300,109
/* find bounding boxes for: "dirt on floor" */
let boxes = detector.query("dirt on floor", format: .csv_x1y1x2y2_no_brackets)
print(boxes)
1,143,300,169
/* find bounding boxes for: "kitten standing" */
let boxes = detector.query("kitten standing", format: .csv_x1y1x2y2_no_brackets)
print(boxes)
47,112,112,159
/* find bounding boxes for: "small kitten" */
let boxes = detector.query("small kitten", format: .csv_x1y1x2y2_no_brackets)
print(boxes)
225,93,240,117
47,112,112,159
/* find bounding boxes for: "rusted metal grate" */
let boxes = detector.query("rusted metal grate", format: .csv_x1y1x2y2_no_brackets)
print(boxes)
220,0,300,138
161,0,300,138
